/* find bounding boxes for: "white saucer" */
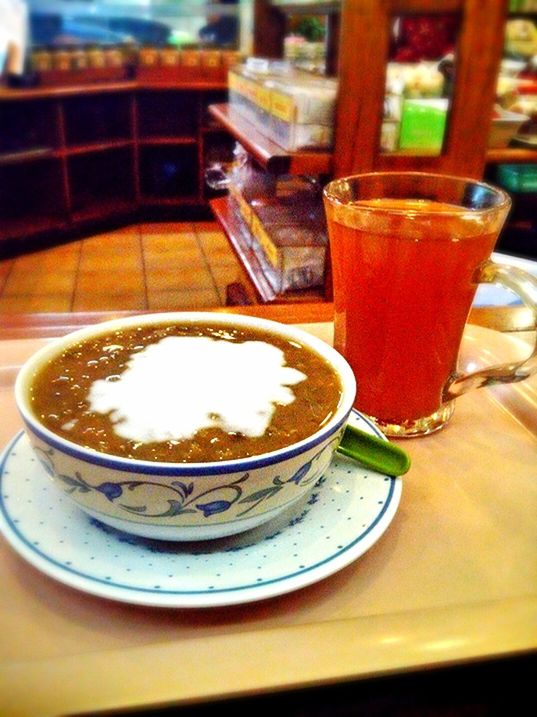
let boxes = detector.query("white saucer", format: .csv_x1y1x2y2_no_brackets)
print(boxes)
0,411,401,608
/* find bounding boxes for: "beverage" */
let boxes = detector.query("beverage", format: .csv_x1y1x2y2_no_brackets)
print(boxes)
323,172,537,437
328,198,498,424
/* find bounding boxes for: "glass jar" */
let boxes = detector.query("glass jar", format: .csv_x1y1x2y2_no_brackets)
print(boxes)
104,45,124,68
139,46,159,67
53,47,72,72
71,46,88,71
87,45,106,69
30,46,52,72
160,45,180,66
180,48,201,67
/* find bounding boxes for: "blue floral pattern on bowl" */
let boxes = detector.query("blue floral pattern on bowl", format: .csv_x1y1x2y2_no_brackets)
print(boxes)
31,435,339,530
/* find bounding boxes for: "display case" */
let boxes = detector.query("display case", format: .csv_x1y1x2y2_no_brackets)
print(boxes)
0,79,230,254
208,0,536,305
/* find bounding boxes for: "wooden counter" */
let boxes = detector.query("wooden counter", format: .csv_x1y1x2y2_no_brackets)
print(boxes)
0,303,533,340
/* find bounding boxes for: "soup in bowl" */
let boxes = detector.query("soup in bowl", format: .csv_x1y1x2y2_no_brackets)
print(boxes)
15,312,356,540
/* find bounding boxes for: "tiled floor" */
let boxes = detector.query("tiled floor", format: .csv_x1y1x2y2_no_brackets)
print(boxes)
0,222,251,313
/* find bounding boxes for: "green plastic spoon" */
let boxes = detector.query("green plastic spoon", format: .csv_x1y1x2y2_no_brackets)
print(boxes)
337,423,411,476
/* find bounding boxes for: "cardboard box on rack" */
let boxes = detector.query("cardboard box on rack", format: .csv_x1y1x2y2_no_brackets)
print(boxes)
228,61,338,151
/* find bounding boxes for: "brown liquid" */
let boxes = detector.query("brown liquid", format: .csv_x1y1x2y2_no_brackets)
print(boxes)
30,322,342,462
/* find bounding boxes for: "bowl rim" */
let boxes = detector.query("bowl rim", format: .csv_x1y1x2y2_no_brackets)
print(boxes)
15,311,356,476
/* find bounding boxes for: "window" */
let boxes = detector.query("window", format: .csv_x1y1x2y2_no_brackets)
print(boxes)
26,1,241,49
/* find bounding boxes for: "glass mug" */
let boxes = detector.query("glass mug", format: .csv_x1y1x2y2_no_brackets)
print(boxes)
323,172,537,438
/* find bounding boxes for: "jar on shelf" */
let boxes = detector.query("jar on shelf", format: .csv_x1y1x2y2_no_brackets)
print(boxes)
181,48,201,67
71,46,88,71
52,46,72,72
104,45,124,68
139,46,159,67
160,45,180,67
30,46,52,72
221,50,242,69
201,49,221,69
87,45,106,69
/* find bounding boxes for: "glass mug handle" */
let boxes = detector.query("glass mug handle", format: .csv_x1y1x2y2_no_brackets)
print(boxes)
444,261,537,400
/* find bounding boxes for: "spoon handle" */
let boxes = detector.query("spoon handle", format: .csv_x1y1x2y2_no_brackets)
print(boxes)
337,424,411,476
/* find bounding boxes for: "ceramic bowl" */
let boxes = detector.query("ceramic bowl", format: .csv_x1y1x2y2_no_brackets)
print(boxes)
15,312,356,541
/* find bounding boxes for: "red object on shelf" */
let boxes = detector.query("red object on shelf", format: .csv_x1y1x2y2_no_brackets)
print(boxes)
392,15,458,62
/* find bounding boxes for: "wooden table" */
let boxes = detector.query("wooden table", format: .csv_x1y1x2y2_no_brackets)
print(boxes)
0,305,535,716
0,303,534,340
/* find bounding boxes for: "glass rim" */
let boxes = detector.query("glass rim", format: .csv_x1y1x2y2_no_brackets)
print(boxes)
323,171,512,217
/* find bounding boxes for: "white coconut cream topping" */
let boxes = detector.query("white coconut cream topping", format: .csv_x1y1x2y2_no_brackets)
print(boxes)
85,336,307,443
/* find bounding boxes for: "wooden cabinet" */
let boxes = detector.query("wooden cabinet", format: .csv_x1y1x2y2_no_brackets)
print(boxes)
208,0,536,304
0,158,68,240
0,82,229,251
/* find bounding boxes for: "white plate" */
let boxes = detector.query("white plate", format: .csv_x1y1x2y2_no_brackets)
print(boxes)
0,411,401,608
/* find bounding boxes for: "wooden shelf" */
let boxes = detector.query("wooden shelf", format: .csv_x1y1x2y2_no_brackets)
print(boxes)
138,137,197,146
0,147,58,165
138,81,228,92
0,215,68,241
270,1,341,14
71,198,137,224
486,147,537,164
208,104,332,175
139,195,201,206
65,139,134,157
0,83,235,249
210,196,327,305
0,81,137,101
0,80,226,102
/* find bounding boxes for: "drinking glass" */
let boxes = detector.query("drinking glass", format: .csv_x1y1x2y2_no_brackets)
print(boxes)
323,172,537,437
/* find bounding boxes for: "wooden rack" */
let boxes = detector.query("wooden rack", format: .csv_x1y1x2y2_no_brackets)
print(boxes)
0,80,230,249
208,0,536,305
210,196,326,304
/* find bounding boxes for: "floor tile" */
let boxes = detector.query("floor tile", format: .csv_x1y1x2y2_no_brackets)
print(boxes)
78,252,143,272
72,292,147,312
145,266,214,292
81,234,141,256
143,246,205,269
197,231,229,248
139,222,195,237
0,294,72,312
142,233,199,253
11,246,81,273
0,220,249,315
147,288,220,311
75,269,145,294
107,224,140,236
192,221,222,233
0,260,13,290
2,269,76,297
198,235,237,266
210,265,251,304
